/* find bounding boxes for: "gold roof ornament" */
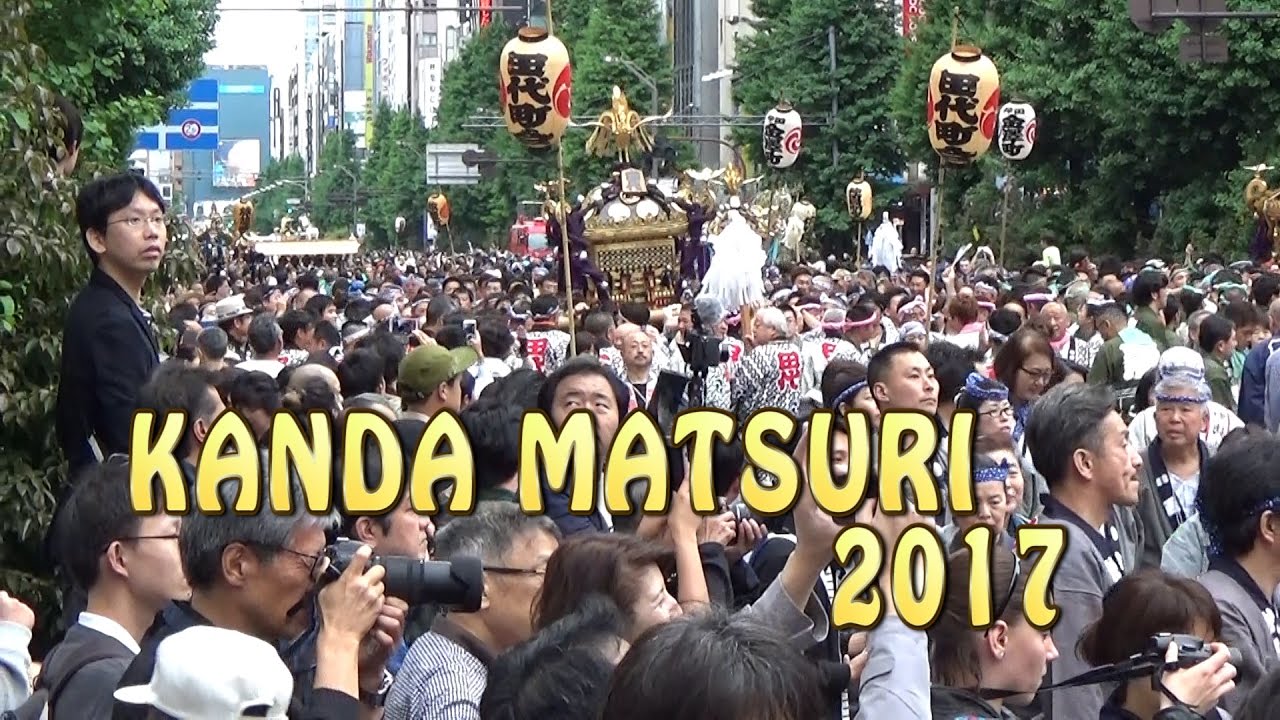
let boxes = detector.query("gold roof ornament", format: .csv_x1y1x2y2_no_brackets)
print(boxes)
578,86,673,164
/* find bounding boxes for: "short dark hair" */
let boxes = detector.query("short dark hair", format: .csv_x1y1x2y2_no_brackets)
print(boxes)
75,172,167,265
56,459,145,591
1198,431,1280,558
480,594,625,720
1197,313,1234,354
228,370,282,413
601,610,827,720
278,309,317,348
135,364,219,460
460,402,521,494
866,341,924,392
1025,382,1117,488
927,341,982,404
1130,270,1169,307
48,94,83,162
337,348,384,397
1079,569,1222,666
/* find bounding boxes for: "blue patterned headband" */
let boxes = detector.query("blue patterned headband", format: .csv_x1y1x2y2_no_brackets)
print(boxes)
1155,391,1210,406
832,379,869,409
974,459,1010,485
962,372,1009,402
1201,496,1280,558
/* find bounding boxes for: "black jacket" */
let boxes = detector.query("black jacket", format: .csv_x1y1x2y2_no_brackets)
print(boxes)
55,267,161,476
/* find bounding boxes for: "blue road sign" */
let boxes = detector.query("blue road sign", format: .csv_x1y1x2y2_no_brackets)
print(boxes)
136,78,220,151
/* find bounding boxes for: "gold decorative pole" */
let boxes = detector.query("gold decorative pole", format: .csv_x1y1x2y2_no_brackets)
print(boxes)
548,0,577,356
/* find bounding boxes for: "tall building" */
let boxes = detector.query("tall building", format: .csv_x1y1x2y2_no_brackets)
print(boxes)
670,0,755,168
134,67,272,215
370,0,468,128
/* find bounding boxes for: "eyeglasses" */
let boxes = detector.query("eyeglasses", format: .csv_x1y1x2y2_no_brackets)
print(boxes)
109,216,168,230
979,404,1014,419
1019,366,1053,384
483,565,545,577
986,551,1022,635
245,541,327,580
101,533,180,554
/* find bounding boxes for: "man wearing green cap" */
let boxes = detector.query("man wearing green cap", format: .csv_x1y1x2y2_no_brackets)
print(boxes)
398,345,480,422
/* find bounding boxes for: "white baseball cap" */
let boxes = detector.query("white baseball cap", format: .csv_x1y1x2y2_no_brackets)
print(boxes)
114,626,293,719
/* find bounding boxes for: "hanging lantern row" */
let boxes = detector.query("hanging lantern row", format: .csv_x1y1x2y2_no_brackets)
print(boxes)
997,102,1036,160
926,45,1000,166
846,175,873,221
498,27,573,149
762,103,803,169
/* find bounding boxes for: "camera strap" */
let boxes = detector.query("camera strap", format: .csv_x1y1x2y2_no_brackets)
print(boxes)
977,657,1162,701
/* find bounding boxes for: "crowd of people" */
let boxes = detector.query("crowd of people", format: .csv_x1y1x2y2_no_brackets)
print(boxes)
8,163,1280,720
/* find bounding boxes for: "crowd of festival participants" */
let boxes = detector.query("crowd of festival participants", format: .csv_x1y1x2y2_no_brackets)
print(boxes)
11,168,1280,720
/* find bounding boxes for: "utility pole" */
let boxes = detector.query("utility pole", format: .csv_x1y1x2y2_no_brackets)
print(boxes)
828,25,838,165
406,0,416,114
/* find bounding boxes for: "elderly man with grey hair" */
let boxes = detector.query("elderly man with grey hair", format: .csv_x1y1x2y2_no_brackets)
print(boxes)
112,474,406,719
1134,373,1212,570
731,306,806,417
237,311,286,378
1128,346,1243,455
386,502,561,720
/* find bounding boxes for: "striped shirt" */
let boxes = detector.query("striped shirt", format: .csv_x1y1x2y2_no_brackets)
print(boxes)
385,622,489,720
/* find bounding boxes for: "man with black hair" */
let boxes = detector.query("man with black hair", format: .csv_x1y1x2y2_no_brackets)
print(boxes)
338,348,388,398
57,171,168,474
1131,270,1179,351
15,460,187,719
478,596,627,720
48,94,83,176
460,402,522,504
1088,301,1161,417
1026,383,1143,720
278,308,319,366
1196,431,1280,713
1198,313,1238,411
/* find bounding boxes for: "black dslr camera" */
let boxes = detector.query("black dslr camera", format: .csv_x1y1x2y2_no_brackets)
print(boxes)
1146,634,1241,668
322,539,485,611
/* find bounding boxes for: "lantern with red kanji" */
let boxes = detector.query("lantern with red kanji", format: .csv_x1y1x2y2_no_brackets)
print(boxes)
498,27,572,148
926,46,1000,166
762,103,803,169
997,102,1037,160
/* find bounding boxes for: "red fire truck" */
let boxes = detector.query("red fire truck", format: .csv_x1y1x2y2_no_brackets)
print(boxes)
508,203,552,259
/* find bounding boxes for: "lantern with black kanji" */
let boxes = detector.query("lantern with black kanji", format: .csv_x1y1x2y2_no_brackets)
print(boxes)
498,27,572,149
428,193,451,227
762,103,803,169
846,175,873,220
997,102,1036,161
926,46,1000,166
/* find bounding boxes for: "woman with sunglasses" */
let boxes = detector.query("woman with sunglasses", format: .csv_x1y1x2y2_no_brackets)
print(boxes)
930,543,1058,719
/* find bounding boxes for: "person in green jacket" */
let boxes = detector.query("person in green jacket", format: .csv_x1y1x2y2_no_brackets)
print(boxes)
1197,313,1237,412
1131,270,1180,352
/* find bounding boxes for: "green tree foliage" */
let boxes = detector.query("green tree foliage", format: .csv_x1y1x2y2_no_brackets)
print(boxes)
1,0,202,651
25,0,219,163
733,0,904,251
250,154,307,234
362,106,431,248
892,1,1280,259
559,0,674,182
310,130,362,236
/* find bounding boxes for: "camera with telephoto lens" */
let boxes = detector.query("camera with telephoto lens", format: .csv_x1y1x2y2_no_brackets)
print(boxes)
322,539,485,610
1146,634,1241,668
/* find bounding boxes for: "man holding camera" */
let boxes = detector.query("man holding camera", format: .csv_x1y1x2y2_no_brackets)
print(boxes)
111,477,407,720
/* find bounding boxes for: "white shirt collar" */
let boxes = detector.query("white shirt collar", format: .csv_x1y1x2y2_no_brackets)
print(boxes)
77,611,141,655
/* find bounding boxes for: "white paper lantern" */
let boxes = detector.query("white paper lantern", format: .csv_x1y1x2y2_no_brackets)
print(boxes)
997,102,1037,160
763,103,803,169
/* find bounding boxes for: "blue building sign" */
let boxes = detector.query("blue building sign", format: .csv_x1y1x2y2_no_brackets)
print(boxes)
136,79,220,151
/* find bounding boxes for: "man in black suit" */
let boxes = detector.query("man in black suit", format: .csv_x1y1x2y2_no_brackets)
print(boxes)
56,172,167,475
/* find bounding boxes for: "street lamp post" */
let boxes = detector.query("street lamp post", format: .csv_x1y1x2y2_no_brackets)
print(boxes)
603,54,662,177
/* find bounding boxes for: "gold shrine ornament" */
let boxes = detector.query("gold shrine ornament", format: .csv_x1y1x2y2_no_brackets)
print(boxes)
846,176,873,220
498,27,573,149
926,45,1000,166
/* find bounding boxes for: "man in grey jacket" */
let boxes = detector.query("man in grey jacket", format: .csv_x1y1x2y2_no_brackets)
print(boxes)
1025,383,1144,720
1196,431,1280,715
